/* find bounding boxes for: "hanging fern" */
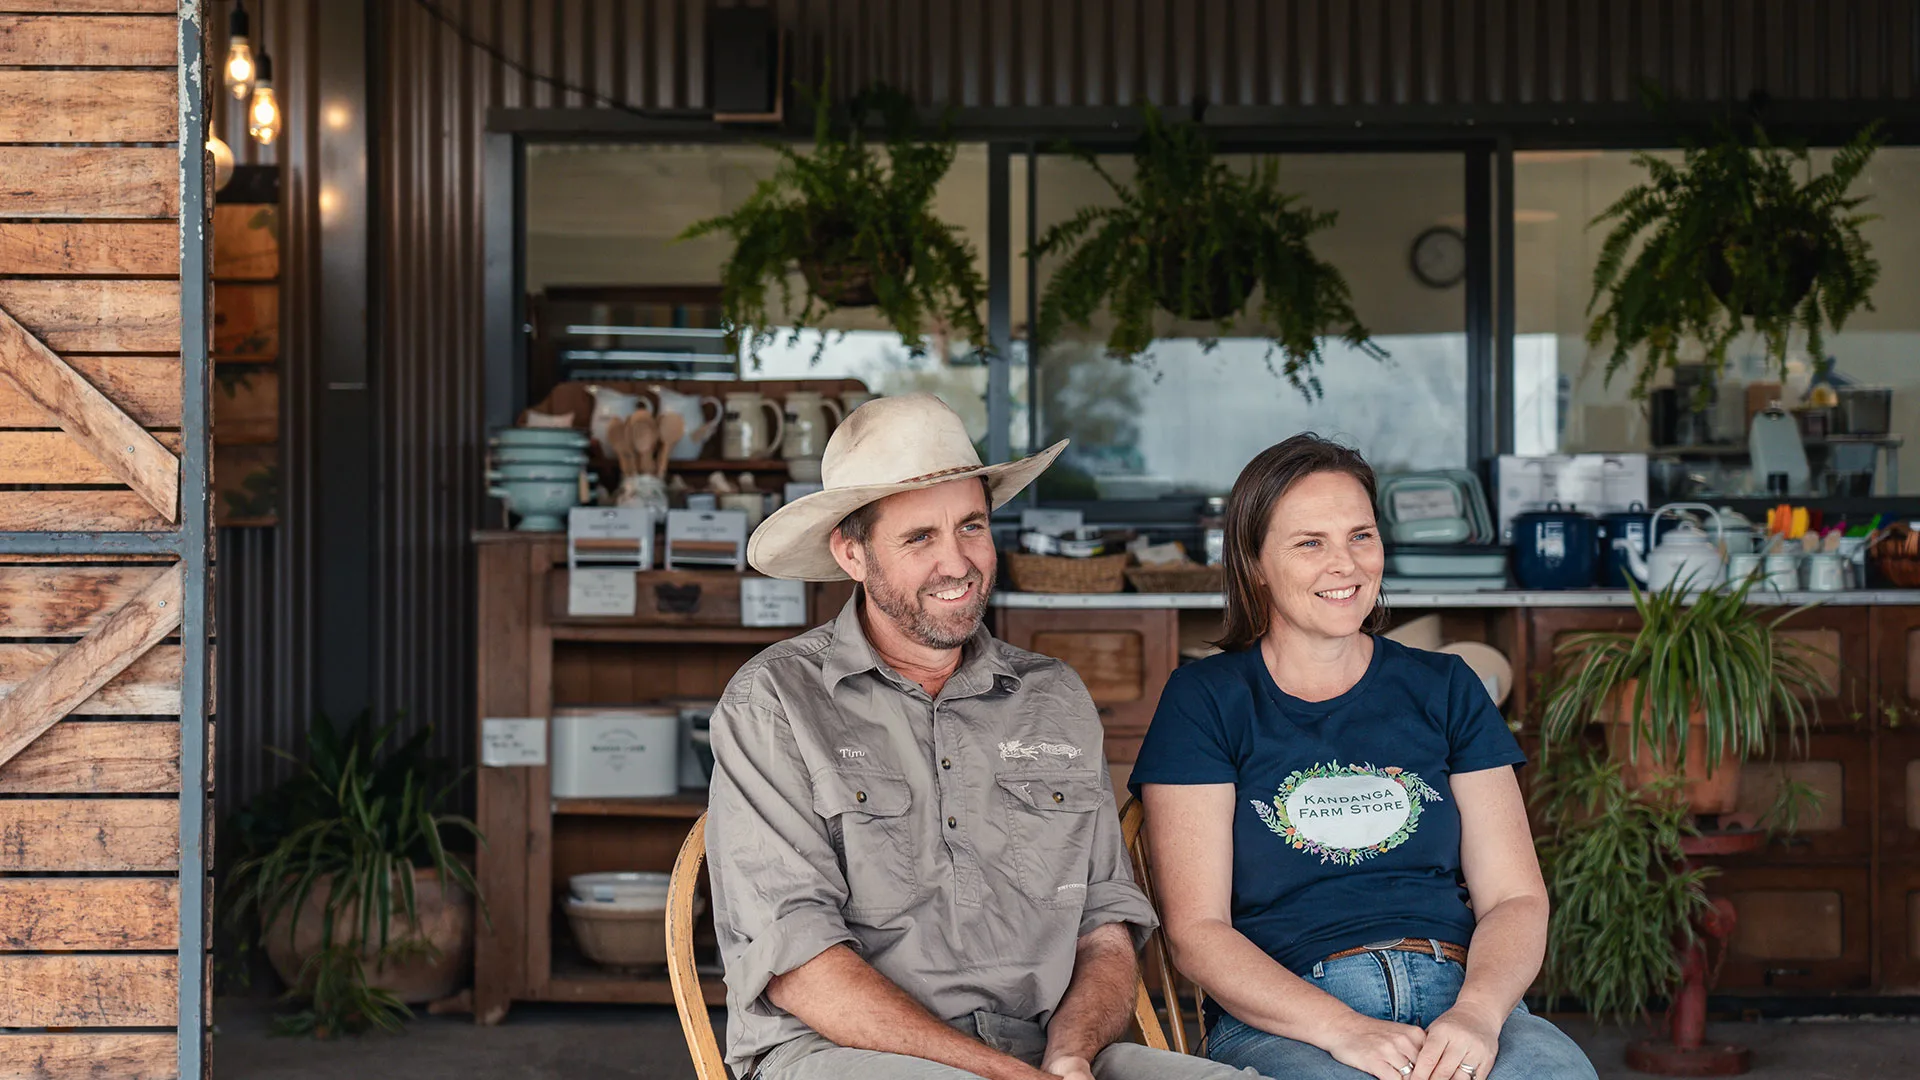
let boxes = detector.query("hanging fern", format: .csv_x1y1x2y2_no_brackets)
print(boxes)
679,81,987,365
1030,106,1383,400
1586,120,1881,400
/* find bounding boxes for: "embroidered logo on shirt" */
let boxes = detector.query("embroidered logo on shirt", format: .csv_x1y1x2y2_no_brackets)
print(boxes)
1251,762,1444,866
835,747,867,759
998,738,1084,761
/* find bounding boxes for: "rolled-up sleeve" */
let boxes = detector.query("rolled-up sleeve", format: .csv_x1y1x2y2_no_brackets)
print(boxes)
706,695,858,1017
1078,747,1161,949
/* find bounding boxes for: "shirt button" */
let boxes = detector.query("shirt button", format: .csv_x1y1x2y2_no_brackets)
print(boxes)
946,816,957,829
940,758,951,770
855,791,867,803
1052,791,1065,803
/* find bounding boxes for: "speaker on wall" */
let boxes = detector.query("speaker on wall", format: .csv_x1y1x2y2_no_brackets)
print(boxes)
709,7,780,120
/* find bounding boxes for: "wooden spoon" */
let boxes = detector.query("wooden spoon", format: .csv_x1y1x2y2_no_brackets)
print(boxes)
628,412,657,479
654,412,687,478
604,416,630,475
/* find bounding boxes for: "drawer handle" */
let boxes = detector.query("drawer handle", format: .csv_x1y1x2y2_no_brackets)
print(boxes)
1764,967,1810,985
656,583,702,614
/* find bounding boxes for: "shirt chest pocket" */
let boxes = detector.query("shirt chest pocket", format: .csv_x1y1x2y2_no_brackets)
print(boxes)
812,769,919,919
997,774,1106,907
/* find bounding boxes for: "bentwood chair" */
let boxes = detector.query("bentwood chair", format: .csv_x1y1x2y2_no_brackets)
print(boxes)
668,810,1175,1077
1119,795,1203,1055
669,813,731,1080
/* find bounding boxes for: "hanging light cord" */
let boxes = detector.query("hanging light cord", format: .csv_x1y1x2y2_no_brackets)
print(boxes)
404,0,709,120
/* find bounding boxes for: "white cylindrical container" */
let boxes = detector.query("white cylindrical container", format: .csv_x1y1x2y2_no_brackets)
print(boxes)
551,707,681,798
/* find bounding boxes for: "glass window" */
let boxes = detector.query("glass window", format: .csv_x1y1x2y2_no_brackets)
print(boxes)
1017,151,1472,501
1513,146,1920,495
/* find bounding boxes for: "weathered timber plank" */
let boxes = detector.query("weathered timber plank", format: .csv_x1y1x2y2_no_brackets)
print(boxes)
0,70,174,142
0,148,176,219
0,491,173,531
212,283,277,358
0,721,179,792
0,1033,177,1080
213,367,276,444
0,303,179,519
213,205,278,280
0,563,182,768
0,878,178,949
0,0,174,10
0,565,170,635
0,355,180,427
0,643,181,714
0,222,179,277
0,799,179,871
0,14,174,65
0,430,182,483
0,279,181,353
0,955,177,1027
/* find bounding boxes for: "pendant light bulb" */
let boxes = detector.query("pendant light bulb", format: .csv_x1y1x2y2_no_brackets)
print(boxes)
225,2,254,100
247,52,279,146
208,134,235,192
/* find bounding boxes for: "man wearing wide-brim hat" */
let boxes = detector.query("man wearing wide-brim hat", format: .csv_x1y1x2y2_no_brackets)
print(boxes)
706,394,1261,1080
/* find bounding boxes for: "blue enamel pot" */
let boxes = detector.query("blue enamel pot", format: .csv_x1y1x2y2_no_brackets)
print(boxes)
1510,502,1600,590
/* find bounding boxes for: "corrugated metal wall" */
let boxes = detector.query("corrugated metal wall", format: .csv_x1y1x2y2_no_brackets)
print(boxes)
211,0,1920,816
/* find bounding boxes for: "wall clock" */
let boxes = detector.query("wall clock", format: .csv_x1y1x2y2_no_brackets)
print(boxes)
1410,225,1467,288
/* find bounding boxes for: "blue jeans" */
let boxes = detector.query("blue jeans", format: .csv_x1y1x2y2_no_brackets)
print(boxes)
1205,941,1597,1080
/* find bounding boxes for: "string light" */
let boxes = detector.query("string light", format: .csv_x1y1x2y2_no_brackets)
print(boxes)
224,1,254,101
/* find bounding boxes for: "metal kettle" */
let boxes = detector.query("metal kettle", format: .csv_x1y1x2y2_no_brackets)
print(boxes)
1615,502,1726,594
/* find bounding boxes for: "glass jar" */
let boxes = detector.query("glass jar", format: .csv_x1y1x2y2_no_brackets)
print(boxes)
1200,496,1227,566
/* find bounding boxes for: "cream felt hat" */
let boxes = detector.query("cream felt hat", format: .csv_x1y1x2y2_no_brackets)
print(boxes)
746,392,1066,581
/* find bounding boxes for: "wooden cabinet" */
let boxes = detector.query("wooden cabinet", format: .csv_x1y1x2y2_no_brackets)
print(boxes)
1710,864,1874,992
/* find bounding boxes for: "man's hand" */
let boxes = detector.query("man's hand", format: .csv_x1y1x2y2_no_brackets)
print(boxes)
1409,1001,1502,1080
1324,1014,1428,1080
1041,1054,1096,1080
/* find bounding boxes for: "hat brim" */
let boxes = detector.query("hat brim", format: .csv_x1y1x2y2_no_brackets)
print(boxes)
747,439,1068,581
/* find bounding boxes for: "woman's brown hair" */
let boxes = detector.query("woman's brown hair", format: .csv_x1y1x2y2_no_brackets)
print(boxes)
1213,433,1386,652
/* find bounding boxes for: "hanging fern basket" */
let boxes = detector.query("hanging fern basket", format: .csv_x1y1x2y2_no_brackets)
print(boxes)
1152,234,1256,322
801,256,882,308
1703,226,1823,318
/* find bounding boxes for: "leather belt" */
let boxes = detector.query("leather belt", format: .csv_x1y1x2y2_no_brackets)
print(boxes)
1325,938,1468,965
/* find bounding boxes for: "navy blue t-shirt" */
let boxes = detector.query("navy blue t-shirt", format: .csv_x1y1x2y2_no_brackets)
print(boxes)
1128,636,1526,983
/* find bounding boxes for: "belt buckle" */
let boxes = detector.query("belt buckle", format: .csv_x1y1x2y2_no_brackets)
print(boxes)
1361,937,1407,952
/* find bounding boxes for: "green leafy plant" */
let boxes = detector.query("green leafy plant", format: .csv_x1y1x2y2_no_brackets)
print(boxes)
224,712,484,1037
1540,573,1827,774
1532,750,1714,1023
1757,774,1827,838
1586,120,1882,400
1030,106,1382,400
679,80,986,365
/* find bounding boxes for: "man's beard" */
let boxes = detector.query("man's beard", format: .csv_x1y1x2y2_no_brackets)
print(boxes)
864,552,993,650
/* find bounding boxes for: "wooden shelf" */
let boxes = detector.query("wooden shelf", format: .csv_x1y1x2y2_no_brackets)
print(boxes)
667,458,790,472
551,624,797,644
544,946,726,1006
553,794,709,818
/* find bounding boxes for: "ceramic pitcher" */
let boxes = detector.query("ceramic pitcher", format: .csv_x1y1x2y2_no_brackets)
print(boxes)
839,389,876,417
780,391,845,460
721,391,785,461
649,385,723,461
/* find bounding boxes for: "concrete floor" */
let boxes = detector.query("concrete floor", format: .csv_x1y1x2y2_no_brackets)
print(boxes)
212,995,1920,1079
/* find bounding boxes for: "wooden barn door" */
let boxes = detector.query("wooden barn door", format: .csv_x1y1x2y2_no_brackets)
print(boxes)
0,3,212,1079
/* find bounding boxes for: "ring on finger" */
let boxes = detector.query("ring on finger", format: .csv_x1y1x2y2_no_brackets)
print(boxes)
1399,1064,1414,1077
1457,1065,1480,1076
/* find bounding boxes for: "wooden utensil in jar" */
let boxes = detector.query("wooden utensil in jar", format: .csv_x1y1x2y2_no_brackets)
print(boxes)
628,412,657,478
604,416,631,475
654,412,686,478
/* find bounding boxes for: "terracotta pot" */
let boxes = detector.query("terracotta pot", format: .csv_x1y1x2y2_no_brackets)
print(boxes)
263,866,473,1005
1605,690,1744,814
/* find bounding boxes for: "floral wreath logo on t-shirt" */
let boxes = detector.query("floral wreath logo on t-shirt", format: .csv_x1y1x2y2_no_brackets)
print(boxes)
1250,761,1444,866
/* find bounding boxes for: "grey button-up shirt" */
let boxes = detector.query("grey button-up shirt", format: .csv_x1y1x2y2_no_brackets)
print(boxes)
705,594,1159,1076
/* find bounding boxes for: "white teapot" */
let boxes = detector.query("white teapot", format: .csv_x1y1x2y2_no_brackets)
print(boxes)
1615,502,1726,594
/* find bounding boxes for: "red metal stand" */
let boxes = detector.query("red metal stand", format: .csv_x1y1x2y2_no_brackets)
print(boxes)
1625,830,1763,1076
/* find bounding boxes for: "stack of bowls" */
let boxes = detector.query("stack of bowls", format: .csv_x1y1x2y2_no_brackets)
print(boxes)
489,428,592,531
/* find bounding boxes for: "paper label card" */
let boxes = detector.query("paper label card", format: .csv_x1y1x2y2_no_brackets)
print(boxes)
1390,487,1459,523
1021,508,1085,535
482,717,547,767
742,577,808,627
568,568,637,616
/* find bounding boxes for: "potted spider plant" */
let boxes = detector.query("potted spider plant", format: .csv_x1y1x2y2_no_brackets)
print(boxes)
1029,105,1382,401
1585,120,1881,400
1540,572,1827,813
224,712,484,1037
678,80,987,365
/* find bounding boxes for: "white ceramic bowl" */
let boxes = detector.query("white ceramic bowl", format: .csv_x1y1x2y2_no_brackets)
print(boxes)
492,446,588,466
571,871,673,909
493,428,589,449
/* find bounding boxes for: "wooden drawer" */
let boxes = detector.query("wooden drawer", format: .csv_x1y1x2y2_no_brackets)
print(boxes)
1770,606,1870,732
1724,733,1871,862
1878,861,1920,993
1708,863,1872,992
995,608,1178,736
1877,733,1920,859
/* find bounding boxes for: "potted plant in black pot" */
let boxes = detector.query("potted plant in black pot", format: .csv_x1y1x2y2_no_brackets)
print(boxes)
1585,120,1882,401
1029,106,1382,400
224,712,484,1036
680,81,987,365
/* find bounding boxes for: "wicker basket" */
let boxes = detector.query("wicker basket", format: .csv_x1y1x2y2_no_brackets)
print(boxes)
1125,565,1225,594
1872,527,1920,587
565,896,703,972
1006,552,1128,594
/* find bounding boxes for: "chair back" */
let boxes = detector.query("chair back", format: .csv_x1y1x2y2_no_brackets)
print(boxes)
669,813,731,1080
1119,795,1202,1055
